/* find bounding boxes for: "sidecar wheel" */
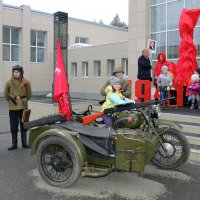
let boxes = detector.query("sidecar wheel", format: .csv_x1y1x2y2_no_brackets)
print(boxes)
152,128,190,170
36,136,81,188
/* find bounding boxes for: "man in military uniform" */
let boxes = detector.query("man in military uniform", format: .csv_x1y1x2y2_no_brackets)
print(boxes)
100,67,132,98
4,65,32,150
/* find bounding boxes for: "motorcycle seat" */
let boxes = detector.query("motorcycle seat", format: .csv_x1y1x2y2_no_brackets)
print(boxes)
60,121,110,138
72,109,89,116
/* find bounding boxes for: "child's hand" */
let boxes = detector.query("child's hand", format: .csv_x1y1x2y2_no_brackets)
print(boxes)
189,86,193,91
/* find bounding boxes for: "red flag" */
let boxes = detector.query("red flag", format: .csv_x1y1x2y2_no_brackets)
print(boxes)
54,39,72,120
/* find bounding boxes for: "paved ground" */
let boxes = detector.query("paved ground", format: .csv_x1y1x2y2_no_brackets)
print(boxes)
0,96,200,200
1,96,199,134
0,133,200,200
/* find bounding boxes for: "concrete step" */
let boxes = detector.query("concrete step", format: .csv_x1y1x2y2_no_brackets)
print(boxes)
160,113,200,124
186,136,200,146
190,149,200,162
181,124,200,135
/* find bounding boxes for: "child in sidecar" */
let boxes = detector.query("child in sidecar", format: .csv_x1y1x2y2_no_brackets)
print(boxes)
101,76,134,127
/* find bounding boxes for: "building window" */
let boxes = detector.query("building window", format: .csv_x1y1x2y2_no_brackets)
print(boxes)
30,30,46,63
71,62,78,78
75,36,89,44
167,30,180,59
194,27,200,56
82,62,88,78
167,1,184,30
122,58,128,76
151,0,200,62
3,26,20,61
185,0,200,10
107,59,115,76
151,0,166,6
151,32,166,60
151,3,166,32
94,60,101,77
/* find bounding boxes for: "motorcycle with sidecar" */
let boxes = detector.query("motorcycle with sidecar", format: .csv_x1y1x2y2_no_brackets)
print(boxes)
25,100,190,188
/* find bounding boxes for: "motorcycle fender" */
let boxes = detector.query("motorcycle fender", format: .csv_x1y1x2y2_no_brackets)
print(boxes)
30,128,87,167
156,119,182,131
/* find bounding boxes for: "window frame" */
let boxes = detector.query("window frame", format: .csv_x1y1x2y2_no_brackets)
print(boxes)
107,59,115,76
93,60,101,77
71,62,78,78
82,61,89,78
2,26,21,61
30,30,46,63
122,58,128,77
75,36,89,44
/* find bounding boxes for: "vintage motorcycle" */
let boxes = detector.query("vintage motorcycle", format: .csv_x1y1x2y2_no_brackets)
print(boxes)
25,100,190,188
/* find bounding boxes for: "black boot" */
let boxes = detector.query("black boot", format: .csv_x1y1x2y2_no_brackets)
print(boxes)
8,133,18,151
21,132,30,149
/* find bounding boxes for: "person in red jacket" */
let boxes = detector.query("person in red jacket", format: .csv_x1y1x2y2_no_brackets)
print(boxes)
154,53,169,84
154,52,176,104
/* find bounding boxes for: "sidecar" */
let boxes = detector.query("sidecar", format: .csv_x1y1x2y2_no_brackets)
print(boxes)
27,102,190,188
27,112,158,188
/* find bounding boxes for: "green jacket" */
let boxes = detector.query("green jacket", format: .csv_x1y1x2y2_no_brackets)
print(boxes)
4,76,32,110
100,79,131,98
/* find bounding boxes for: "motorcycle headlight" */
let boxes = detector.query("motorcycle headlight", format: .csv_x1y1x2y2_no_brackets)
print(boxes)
151,105,161,118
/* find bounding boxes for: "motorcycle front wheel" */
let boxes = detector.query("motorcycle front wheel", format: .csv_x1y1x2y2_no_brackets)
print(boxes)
152,128,190,170
36,136,81,188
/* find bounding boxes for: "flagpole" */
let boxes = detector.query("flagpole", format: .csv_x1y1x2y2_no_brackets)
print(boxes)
53,12,68,100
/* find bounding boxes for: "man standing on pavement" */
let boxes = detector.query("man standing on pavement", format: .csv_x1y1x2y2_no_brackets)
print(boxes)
4,65,32,150
137,48,152,102
137,48,152,81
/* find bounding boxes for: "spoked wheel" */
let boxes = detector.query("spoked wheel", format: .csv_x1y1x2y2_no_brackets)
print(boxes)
36,136,81,188
152,128,190,169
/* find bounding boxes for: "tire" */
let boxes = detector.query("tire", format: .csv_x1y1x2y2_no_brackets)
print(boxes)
36,136,81,188
24,114,66,130
152,128,190,170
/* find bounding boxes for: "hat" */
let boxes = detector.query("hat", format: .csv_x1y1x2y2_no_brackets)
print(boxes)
113,67,124,75
191,74,199,81
161,65,168,72
195,67,200,74
110,76,121,86
12,65,24,76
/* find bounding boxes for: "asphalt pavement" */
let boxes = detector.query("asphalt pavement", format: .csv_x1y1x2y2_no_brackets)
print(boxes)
0,133,200,200
0,97,200,200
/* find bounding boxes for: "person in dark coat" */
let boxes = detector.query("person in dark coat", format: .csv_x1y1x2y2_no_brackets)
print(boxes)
137,48,152,81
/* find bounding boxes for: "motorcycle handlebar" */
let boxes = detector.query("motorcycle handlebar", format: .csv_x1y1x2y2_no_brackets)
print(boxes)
104,97,175,115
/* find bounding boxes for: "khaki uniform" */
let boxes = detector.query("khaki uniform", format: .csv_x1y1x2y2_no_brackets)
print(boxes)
101,79,131,98
4,76,32,110
4,75,32,150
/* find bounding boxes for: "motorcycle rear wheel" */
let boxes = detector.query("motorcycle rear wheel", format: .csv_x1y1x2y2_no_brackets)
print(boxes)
36,136,81,188
152,128,190,170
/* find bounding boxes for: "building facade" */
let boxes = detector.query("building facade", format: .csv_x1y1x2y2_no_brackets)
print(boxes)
0,1,54,97
1,0,200,99
0,0,128,97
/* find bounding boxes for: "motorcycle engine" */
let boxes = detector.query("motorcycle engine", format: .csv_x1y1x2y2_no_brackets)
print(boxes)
150,105,161,118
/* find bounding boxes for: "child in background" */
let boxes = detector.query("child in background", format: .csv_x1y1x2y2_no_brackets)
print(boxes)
157,65,173,109
195,68,200,92
188,74,200,109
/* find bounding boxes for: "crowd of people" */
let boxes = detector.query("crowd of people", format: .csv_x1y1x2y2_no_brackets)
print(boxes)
137,48,200,109
4,48,200,148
